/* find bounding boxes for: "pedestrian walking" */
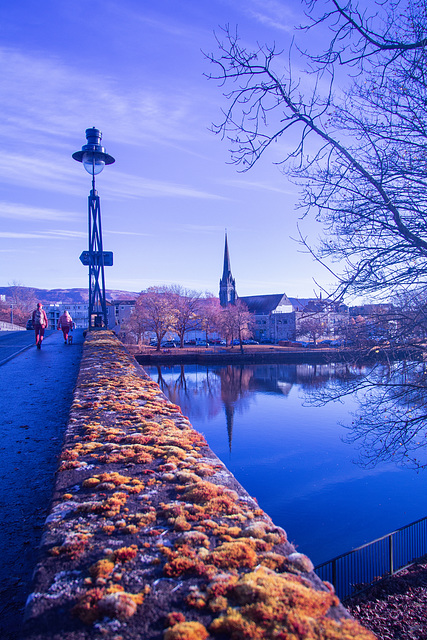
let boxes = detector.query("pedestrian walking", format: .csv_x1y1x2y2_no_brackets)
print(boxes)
57,310,74,344
32,302,48,349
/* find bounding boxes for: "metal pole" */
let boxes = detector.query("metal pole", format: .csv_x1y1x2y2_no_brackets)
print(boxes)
88,191,92,328
87,187,107,328
73,129,114,330
388,534,394,575
332,558,337,591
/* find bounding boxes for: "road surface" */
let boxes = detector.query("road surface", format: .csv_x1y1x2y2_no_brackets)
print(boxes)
0,329,84,639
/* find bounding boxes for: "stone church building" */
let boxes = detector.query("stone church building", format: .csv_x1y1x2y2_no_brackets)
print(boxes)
219,234,348,343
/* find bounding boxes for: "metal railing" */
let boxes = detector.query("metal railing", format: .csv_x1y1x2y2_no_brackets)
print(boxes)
315,516,427,601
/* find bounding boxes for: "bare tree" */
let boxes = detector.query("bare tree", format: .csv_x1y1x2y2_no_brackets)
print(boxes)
220,299,253,353
3,282,37,326
132,287,177,351
198,294,222,345
206,1,427,300
0,298,10,324
296,315,327,345
123,307,149,347
170,285,202,348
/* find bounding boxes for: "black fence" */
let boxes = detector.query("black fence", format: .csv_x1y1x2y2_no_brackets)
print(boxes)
315,516,427,600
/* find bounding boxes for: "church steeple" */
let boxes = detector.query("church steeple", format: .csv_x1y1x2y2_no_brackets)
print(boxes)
219,232,236,307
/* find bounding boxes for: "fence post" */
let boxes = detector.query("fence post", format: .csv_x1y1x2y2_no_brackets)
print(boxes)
332,558,337,591
388,534,394,575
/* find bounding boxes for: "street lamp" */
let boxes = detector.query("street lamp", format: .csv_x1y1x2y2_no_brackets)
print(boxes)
73,127,115,329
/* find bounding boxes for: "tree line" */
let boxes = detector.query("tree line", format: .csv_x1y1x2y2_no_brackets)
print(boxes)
0,283,37,326
123,285,253,352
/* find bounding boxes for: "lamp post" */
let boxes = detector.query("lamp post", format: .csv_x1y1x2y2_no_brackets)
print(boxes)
73,128,115,329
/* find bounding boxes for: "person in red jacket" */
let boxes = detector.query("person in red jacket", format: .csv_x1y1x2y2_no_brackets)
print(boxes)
32,302,48,349
57,310,74,344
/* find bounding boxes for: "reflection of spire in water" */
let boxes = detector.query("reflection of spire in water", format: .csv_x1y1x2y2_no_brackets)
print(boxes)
224,403,235,453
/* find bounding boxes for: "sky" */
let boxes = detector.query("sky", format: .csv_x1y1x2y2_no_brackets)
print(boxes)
0,0,342,299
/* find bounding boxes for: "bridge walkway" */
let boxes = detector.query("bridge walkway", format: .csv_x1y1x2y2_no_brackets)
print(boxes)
0,329,84,640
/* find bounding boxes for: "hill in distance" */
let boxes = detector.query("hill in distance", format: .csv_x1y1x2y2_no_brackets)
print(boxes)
0,286,139,304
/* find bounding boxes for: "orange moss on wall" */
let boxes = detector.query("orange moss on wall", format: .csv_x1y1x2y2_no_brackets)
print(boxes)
164,621,209,640
36,332,375,640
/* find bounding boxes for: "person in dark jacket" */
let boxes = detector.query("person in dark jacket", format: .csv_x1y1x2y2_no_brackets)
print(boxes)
32,302,48,349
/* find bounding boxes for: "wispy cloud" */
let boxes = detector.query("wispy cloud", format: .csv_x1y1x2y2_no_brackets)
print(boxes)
0,46,202,151
0,229,85,239
105,229,151,237
104,171,224,201
0,151,224,201
181,224,225,234
0,232,50,239
0,201,77,221
0,46,219,199
44,230,86,238
221,178,297,195
0,152,84,197
245,0,301,33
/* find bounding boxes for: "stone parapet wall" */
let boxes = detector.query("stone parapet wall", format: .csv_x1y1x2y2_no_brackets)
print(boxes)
0,320,26,331
23,331,375,640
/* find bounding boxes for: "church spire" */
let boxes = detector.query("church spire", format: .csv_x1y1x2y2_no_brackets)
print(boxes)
219,231,236,307
223,232,231,279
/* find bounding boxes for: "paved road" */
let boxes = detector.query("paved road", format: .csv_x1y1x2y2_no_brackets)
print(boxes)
0,330,45,365
0,329,84,639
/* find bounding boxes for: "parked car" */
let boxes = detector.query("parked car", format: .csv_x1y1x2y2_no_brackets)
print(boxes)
161,341,176,348
26,319,33,330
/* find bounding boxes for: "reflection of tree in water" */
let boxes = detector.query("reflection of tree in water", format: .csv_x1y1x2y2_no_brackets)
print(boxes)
305,356,427,470
152,365,223,422
149,362,365,452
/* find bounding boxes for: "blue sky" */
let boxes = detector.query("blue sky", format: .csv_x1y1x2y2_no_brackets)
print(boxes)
0,0,337,298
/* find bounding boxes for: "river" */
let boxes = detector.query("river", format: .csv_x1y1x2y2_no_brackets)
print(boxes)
145,361,427,566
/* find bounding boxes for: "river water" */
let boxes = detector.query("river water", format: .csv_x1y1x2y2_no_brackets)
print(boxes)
145,362,427,566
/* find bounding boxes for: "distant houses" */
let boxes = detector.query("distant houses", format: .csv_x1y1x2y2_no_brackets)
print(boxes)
239,294,348,344
219,233,349,344
43,299,136,331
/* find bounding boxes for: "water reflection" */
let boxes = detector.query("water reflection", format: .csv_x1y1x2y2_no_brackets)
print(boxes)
150,362,366,452
145,361,427,564
304,358,427,470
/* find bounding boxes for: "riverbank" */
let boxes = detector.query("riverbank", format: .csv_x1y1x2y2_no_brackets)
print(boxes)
134,343,423,366
23,331,374,640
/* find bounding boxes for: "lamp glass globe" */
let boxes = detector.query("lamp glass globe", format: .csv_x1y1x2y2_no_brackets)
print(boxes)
82,152,105,175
